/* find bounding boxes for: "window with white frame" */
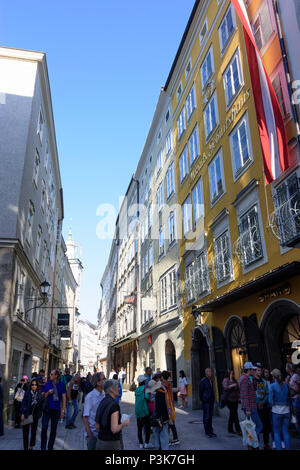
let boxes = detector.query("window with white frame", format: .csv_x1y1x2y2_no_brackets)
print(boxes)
204,91,219,140
238,206,263,267
25,201,35,246
271,63,291,119
41,241,48,275
223,49,243,107
148,203,153,230
189,125,200,166
214,231,232,283
252,0,274,51
157,183,163,213
208,149,225,204
169,211,176,244
186,83,196,121
199,19,208,46
196,251,209,295
177,106,186,140
229,113,252,177
160,268,177,313
159,226,165,256
219,3,236,52
201,45,214,90
165,129,173,156
157,150,163,176
192,177,204,226
185,58,192,79
166,162,174,198
149,243,153,269
177,82,182,101
37,108,44,144
179,146,189,183
41,179,46,213
33,149,40,188
35,226,42,262
185,262,195,303
160,276,168,312
182,195,193,236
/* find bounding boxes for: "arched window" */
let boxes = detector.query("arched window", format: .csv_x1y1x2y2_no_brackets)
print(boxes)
282,315,300,363
228,318,248,380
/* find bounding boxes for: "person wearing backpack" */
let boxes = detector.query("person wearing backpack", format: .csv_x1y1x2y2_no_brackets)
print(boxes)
14,376,29,428
134,375,153,449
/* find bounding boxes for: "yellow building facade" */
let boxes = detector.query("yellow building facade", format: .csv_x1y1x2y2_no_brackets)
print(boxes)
165,0,300,408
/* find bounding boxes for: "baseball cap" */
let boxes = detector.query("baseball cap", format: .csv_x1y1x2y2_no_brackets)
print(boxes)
244,362,257,370
137,374,146,384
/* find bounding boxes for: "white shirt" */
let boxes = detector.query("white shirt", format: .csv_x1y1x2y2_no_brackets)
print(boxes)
83,388,105,437
272,405,290,414
109,371,116,379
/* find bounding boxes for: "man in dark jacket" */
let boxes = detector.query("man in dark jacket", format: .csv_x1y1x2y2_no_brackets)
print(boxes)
199,368,217,438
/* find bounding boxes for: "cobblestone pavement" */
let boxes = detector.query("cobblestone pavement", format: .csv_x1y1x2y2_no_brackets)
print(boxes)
0,391,299,451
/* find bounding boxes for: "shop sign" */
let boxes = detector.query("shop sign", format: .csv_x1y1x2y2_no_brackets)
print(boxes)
124,295,136,305
57,313,70,326
148,335,152,345
258,283,291,303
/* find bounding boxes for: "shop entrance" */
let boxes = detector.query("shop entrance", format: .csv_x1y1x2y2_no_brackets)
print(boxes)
227,319,248,380
261,299,300,372
191,327,210,409
165,340,177,401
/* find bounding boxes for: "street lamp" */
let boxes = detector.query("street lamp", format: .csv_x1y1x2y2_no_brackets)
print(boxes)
40,280,51,298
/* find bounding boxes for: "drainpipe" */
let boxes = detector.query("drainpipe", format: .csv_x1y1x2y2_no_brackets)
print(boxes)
273,0,300,152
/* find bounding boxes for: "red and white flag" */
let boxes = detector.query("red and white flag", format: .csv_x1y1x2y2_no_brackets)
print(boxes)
231,0,289,184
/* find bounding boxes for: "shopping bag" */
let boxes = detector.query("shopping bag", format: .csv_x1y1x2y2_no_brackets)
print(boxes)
239,418,259,448
21,414,34,426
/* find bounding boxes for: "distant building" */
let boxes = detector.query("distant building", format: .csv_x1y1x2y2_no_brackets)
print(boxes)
77,320,98,375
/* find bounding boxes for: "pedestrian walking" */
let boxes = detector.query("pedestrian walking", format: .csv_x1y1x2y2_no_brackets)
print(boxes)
288,364,300,432
178,370,188,409
95,379,130,450
285,363,293,385
199,368,216,438
161,370,179,445
118,367,126,385
36,369,46,394
113,374,122,404
14,376,29,428
20,379,43,450
41,369,66,451
83,372,106,450
263,369,273,389
222,370,242,435
269,369,291,450
152,380,169,450
134,375,153,449
253,364,272,450
0,377,4,437
65,373,81,429
240,362,262,450
109,368,116,380
145,367,152,386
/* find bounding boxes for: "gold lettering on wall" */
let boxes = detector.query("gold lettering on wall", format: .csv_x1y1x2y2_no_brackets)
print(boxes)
258,284,291,303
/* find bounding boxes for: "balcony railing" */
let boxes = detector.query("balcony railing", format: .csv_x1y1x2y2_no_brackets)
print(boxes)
273,188,300,247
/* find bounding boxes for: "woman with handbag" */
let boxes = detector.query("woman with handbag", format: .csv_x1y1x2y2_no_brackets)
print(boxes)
20,379,43,450
222,370,242,435
14,376,29,428
153,381,169,450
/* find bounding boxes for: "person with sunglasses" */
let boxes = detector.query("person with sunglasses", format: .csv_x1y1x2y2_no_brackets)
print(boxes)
41,370,66,451
20,379,43,450
14,376,29,428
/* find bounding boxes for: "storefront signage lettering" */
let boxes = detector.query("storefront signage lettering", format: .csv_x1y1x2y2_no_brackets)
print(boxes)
191,88,250,181
258,284,291,303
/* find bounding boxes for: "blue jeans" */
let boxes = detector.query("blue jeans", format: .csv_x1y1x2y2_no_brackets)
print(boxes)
243,409,263,436
292,397,300,432
41,409,60,450
202,401,214,435
154,422,169,450
272,413,290,450
66,398,79,426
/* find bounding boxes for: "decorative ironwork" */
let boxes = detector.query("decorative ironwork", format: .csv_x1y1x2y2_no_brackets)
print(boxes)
272,186,300,247
234,224,263,266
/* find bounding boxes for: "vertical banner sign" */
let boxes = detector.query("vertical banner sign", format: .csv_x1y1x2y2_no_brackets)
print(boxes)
231,0,289,184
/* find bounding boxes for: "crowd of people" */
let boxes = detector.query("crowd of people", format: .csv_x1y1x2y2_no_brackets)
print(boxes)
0,361,299,451
199,361,300,450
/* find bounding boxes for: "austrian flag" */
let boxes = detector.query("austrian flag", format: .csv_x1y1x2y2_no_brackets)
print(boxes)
230,0,289,184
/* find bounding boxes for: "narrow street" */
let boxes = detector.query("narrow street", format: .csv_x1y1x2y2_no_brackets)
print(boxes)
0,391,299,451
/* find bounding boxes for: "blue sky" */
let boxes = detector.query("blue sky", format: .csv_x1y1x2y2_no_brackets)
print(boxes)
1,0,195,324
